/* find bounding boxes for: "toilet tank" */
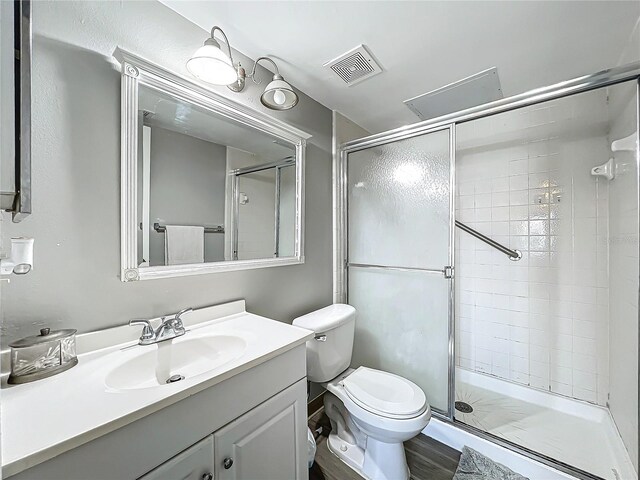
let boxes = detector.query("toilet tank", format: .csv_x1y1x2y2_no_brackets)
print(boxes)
292,304,356,383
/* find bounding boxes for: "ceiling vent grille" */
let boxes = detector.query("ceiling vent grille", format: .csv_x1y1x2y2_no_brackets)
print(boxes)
404,67,503,121
324,45,382,86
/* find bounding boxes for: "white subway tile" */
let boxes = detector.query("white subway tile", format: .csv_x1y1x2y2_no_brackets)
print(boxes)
509,159,528,175
551,366,573,387
573,319,597,339
573,370,597,391
572,387,597,403
510,221,529,236
510,174,529,191
529,236,550,251
550,347,572,367
530,360,550,377
459,181,475,196
459,195,475,209
573,337,597,355
510,236,529,251
509,296,529,312
510,190,529,206
475,193,492,208
572,352,597,373
529,252,550,267
491,221,509,236
458,208,476,222
492,177,510,193
491,206,510,221
529,204,550,220
530,376,550,390
551,381,573,397
530,332,550,349
492,191,510,207
528,173,549,189
529,220,550,236
509,206,529,220
476,207,492,222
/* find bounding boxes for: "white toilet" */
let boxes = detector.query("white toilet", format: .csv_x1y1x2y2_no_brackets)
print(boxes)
293,304,431,480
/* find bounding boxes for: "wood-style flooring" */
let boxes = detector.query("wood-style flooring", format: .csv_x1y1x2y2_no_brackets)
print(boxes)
308,407,461,480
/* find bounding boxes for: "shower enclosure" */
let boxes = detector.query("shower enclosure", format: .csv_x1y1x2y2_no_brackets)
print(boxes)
230,159,296,260
336,64,640,480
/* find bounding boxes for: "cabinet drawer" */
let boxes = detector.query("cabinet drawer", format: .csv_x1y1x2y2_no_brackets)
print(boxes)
139,435,214,480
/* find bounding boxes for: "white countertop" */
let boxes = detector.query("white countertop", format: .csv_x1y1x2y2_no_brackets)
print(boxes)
1,301,313,477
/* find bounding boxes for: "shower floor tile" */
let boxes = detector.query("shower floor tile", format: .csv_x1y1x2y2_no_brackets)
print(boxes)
455,369,636,480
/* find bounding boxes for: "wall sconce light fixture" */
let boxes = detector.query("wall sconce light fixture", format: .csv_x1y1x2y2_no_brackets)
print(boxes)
187,26,298,110
186,26,239,85
230,57,298,111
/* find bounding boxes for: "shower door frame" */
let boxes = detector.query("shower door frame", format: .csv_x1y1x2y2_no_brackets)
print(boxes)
336,62,640,479
337,123,457,418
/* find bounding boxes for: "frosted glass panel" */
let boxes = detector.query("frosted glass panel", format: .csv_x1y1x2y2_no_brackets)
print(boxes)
237,169,276,260
277,165,296,257
348,129,451,269
348,267,450,412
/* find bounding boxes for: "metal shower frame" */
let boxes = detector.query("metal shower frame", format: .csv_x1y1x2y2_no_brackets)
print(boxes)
230,157,296,260
336,62,640,480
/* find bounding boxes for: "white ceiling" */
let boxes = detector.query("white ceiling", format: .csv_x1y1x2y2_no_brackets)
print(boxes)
161,1,640,134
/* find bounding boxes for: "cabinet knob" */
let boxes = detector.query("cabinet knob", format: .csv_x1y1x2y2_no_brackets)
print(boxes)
223,457,234,469
202,474,213,480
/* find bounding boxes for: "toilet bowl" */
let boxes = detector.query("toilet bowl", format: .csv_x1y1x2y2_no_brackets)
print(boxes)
293,304,431,480
322,367,431,480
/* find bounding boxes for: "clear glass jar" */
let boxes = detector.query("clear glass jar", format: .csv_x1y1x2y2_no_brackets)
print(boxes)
8,328,78,384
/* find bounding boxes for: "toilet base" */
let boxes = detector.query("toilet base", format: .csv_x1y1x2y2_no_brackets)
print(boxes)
326,433,410,480
326,433,367,478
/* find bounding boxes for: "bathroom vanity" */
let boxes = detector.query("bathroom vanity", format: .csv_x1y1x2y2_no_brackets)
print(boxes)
2,301,312,480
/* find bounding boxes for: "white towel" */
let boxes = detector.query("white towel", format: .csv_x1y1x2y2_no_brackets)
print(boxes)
164,225,205,265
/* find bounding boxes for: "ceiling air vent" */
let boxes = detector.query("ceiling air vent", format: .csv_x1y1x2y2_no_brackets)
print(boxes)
324,45,382,86
404,67,503,121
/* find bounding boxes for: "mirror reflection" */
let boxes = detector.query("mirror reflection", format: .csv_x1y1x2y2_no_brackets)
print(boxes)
137,85,297,267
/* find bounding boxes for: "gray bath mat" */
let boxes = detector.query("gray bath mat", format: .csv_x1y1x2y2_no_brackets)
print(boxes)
453,446,529,480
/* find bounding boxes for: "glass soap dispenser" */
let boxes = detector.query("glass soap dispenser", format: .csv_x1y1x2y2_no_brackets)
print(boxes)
8,328,78,384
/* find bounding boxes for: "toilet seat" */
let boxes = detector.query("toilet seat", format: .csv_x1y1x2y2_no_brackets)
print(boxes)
342,367,427,419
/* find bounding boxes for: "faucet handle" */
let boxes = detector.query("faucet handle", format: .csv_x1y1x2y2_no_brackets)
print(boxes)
171,308,192,327
129,319,154,340
175,308,193,321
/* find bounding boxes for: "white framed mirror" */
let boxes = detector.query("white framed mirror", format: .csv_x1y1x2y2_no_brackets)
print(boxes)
115,49,310,282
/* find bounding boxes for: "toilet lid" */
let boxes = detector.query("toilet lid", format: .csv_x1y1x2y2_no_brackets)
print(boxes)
342,367,427,418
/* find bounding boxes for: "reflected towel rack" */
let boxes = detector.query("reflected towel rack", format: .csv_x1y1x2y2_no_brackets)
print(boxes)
455,220,521,261
153,222,224,234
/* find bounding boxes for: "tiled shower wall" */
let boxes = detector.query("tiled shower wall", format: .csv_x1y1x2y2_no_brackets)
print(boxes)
455,91,611,405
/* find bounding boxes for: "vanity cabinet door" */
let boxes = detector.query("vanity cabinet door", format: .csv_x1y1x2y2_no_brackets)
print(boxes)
214,380,307,480
138,435,214,480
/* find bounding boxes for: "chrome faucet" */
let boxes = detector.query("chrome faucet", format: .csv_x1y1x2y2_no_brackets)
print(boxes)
129,308,192,345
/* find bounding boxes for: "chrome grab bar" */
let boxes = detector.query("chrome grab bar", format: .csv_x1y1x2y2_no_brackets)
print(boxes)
455,220,522,261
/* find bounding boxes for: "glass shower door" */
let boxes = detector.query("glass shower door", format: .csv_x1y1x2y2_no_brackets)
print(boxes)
345,127,453,414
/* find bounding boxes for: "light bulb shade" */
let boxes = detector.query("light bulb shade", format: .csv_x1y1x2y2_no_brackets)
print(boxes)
261,76,299,110
186,41,238,85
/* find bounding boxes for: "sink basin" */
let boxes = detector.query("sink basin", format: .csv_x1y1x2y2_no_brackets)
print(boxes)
105,335,247,391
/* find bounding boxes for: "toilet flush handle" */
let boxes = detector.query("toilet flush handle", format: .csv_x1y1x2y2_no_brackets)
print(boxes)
314,334,327,342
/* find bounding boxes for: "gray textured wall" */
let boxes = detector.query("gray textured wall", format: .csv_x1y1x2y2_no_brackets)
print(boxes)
1,0,333,346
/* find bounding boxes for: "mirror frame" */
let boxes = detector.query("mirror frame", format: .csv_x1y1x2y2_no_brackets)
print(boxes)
114,49,311,282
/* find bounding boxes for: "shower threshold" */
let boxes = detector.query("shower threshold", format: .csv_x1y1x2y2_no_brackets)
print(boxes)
454,368,636,480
